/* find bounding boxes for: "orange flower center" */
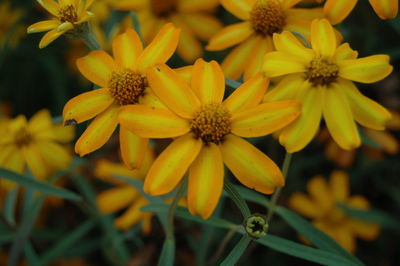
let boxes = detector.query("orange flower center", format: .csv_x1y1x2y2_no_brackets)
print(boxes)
305,56,339,87
109,69,147,105
58,5,78,23
14,127,32,147
250,0,286,36
190,103,231,144
150,0,177,18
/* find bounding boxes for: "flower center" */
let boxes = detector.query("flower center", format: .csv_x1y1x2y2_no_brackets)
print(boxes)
190,103,231,144
14,127,32,147
58,5,78,23
305,57,339,87
108,69,147,105
249,0,286,36
150,0,177,18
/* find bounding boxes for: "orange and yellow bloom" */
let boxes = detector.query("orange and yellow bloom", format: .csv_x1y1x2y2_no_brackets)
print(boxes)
207,0,323,81
62,24,180,169
27,0,95,48
118,59,301,218
288,171,380,252
263,18,393,153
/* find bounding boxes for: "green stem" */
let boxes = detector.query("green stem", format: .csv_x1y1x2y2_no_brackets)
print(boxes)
224,179,251,219
208,227,236,265
166,177,187,240
82,28,101,51
266,152,293,225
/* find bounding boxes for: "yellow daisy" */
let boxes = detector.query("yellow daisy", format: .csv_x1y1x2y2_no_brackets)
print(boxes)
263,18,393,153
118,59,301,219
62,24,180,170
322,0,398,25
0,110,74,189
112,0,222,62
288,170,380,253
207,0,323,81
95,149,155,233
27,0,95,48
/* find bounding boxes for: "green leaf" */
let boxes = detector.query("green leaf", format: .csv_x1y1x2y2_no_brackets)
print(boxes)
234,185,271,208
158,238,175,266
0,168,81,201
225,78,242,89
224,179,251,218
275,207,364,266
257,235,359,266
3,187,18,225
338,204,400,233
41,219,96,265
221,235,251,266
24,242,41,266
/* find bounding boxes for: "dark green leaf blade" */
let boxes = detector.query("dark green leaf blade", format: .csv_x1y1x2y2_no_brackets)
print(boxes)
221,235,251,266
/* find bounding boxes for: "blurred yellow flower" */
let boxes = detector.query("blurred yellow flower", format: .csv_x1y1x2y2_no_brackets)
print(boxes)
112,0,222,62
0,110,74,189
95,149,155,233
263,19,393,153
63,24,180,170
0,1,25,49
288,171,380,253
207,0,323,81
119,59,301,218
27,0,95,48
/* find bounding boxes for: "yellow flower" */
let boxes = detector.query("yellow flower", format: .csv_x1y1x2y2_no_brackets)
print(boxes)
0,1,25,49
263,19,393,153
323,0,398,25
288,170,380,253
95,149,155,233
112,0,222,62
0,110,74,189
118,59,301,218
207,0,323,81
27,0,95,48
62,24,180,170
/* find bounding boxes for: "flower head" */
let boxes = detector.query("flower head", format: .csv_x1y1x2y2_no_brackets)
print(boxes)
0,110,74,189
27,0,95,48
263,19,393,152
288,170,380,252
118,59,301,218
207,0,324,81
62,24,180,170
112,0,222,62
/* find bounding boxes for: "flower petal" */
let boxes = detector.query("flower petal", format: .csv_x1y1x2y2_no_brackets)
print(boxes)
272,31,314,60
175,27,203,63
37,0,59,16
188,143,224,219
223,74,268,113
144,134,203,195
27,19,58,33
288,193,321,218
231,100,300,137
76,50,117,87
120,126,148,170
364,129,399,154
263,74,303,102
329,170,349,202
112,28,143,70
178,13,222,41
118,105,190,138
323,0,357,25
75,104,119,156
96,186,138,214
191,59,225,104
307,176,334,212
63,88,115,124
338,55,393,83
206,22,253,51
339,79,391,130
146,64,200,118
38,141,72,171
0,147,24,175
310,18,337,57
114,197,148,230
279,84,323,153
263,51,306,77
136,23,180,73
39,28,65,49
347,218,380,241
221,134,284,194
243,36,274,81
369,0,398,19
322,83,361,150
177,0,220,12
281,0,302,9
21,144,48,179
220,0,253,20
334,43,358,61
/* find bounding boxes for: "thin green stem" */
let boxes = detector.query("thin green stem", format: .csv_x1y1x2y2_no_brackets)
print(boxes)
166,177,188,240
266,153,293,225
224,179,251,219
208,227,237,265
82,28,101,51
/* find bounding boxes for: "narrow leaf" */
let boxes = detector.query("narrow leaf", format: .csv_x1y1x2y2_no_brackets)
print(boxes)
221,235,251,266
158,238,175,266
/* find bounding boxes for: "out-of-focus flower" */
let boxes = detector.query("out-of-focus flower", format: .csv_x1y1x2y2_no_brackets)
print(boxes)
0,1,25,49
207,0,323,81
95,149,154,232
288,171,380,253
320,111,400,168
263,19,393,153
27,0,95,48
0,110,74,189
63,24,180,170
119,59,301,219
112,0,222,62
